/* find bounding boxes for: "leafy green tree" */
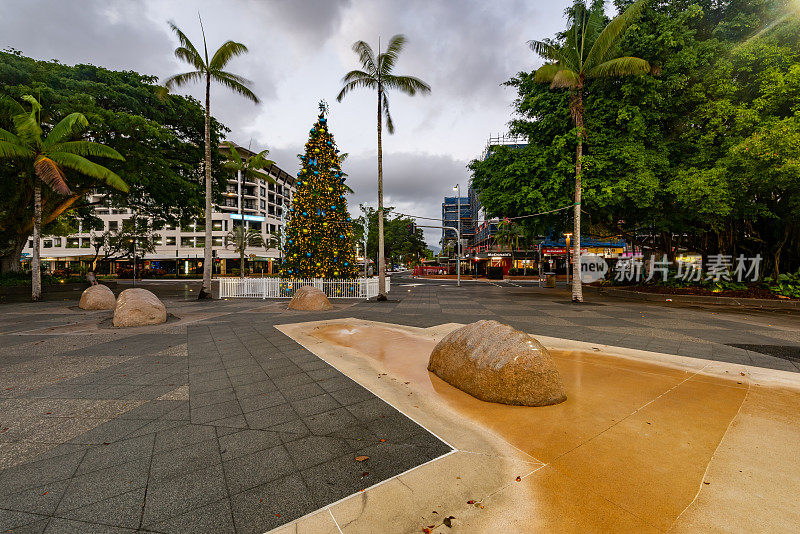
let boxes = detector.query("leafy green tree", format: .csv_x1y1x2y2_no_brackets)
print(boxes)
337,35,431,299
0,49,227,274
528,0,650,301
360,205,429,267
164,19,258,298
224,225,264,278
0,95,127,300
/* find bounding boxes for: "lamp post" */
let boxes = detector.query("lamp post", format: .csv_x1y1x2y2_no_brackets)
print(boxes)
564,232,573,289
453,184,461,287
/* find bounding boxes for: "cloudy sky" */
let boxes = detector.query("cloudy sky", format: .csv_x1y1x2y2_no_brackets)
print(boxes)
1,0,577,246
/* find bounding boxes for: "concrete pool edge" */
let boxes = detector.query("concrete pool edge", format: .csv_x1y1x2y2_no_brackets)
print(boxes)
270,318,800,533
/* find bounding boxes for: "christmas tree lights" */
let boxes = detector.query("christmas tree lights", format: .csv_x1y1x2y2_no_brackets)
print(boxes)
281,102,358,279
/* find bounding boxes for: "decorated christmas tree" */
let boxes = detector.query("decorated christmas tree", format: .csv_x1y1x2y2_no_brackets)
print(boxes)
281,102,357,279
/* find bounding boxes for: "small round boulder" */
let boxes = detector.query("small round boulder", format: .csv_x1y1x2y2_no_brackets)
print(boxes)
288,286,333,311
79,284,116,310
428,320,566,406
113,288,167,327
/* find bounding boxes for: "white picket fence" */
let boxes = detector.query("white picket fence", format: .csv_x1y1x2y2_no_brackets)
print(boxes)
218,277,387,299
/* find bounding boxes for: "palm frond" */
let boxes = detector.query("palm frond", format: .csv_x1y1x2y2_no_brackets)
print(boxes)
20,95,41,115
378,34,406,76
381,74,430,96
175,46,207,70
528,39,565,62
336,77,378,101
33,156,71,195
225,145,243,168
12,105,42,143
551,69,581,89
42,113,89,148
587,56,650,79
212,71,259,103
0,127,27,148
47,152,129,192
164,70,204,89
584,0,647,69
0,140,34,159
168,21,205,66
382,93,394,134
46,141,124,160
342,69,374,84
210,40,249,70
0,96,26,118
351,40,377,74
533,63,562,84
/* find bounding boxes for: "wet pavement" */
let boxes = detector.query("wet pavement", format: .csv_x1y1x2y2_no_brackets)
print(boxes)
282,318,800,533
0,274,798,533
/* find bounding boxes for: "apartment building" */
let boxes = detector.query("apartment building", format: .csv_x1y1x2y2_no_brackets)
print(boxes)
21,142,295,275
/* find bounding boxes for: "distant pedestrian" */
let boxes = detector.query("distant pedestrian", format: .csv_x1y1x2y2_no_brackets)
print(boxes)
86,270,98,286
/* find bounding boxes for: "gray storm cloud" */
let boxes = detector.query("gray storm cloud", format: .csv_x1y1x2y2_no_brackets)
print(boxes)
0,0,572,246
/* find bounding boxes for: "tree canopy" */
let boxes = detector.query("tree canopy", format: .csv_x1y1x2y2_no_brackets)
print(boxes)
470,0,800,275
0,48,229,271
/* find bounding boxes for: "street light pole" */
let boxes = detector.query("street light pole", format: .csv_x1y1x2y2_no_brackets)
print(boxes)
453,184,461,287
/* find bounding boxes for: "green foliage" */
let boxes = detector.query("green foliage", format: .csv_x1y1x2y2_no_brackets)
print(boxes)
764,270,800,298
470,0,800,276
0,49,228,269
357,206,429,266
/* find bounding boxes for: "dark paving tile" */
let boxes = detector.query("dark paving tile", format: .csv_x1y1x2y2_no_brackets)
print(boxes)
44,517,137,533
229,474,316,533
58,487,146,530
243,403,299,430
145,497,235,534
141,463,228,527
222,444,295,495
284,435,353,471
149,438,221,482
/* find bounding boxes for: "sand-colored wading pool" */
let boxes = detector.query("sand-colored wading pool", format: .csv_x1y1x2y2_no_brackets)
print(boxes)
274,319,800,533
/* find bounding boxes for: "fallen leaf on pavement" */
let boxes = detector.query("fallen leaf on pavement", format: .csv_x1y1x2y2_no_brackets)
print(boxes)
444,516,455,528
355,455,369,462
515,476,521,482
467,500,475,504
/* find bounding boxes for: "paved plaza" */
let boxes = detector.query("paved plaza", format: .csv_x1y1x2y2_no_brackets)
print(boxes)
0,275,798,533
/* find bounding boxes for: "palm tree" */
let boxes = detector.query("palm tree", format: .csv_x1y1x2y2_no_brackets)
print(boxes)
529,0,650,302
224,225,264,278
222,142,275,190
164,18,258,299
263,229,281,273
337,35,430,300
0,95,127,300
495,220,525,253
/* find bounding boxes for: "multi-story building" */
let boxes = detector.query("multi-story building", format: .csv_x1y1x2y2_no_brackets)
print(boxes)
22,141,295,275
441,188,477,247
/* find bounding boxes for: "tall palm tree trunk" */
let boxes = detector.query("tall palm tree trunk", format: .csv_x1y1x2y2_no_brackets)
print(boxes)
32,182,42,301
200,73,213,299
572,89,584,303
376,86,387,300
240,244,245,279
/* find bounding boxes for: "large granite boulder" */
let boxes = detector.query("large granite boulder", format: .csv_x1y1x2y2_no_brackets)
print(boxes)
79,284,116,310
288,285,333,311
113,288,167,327
428,320,566,406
